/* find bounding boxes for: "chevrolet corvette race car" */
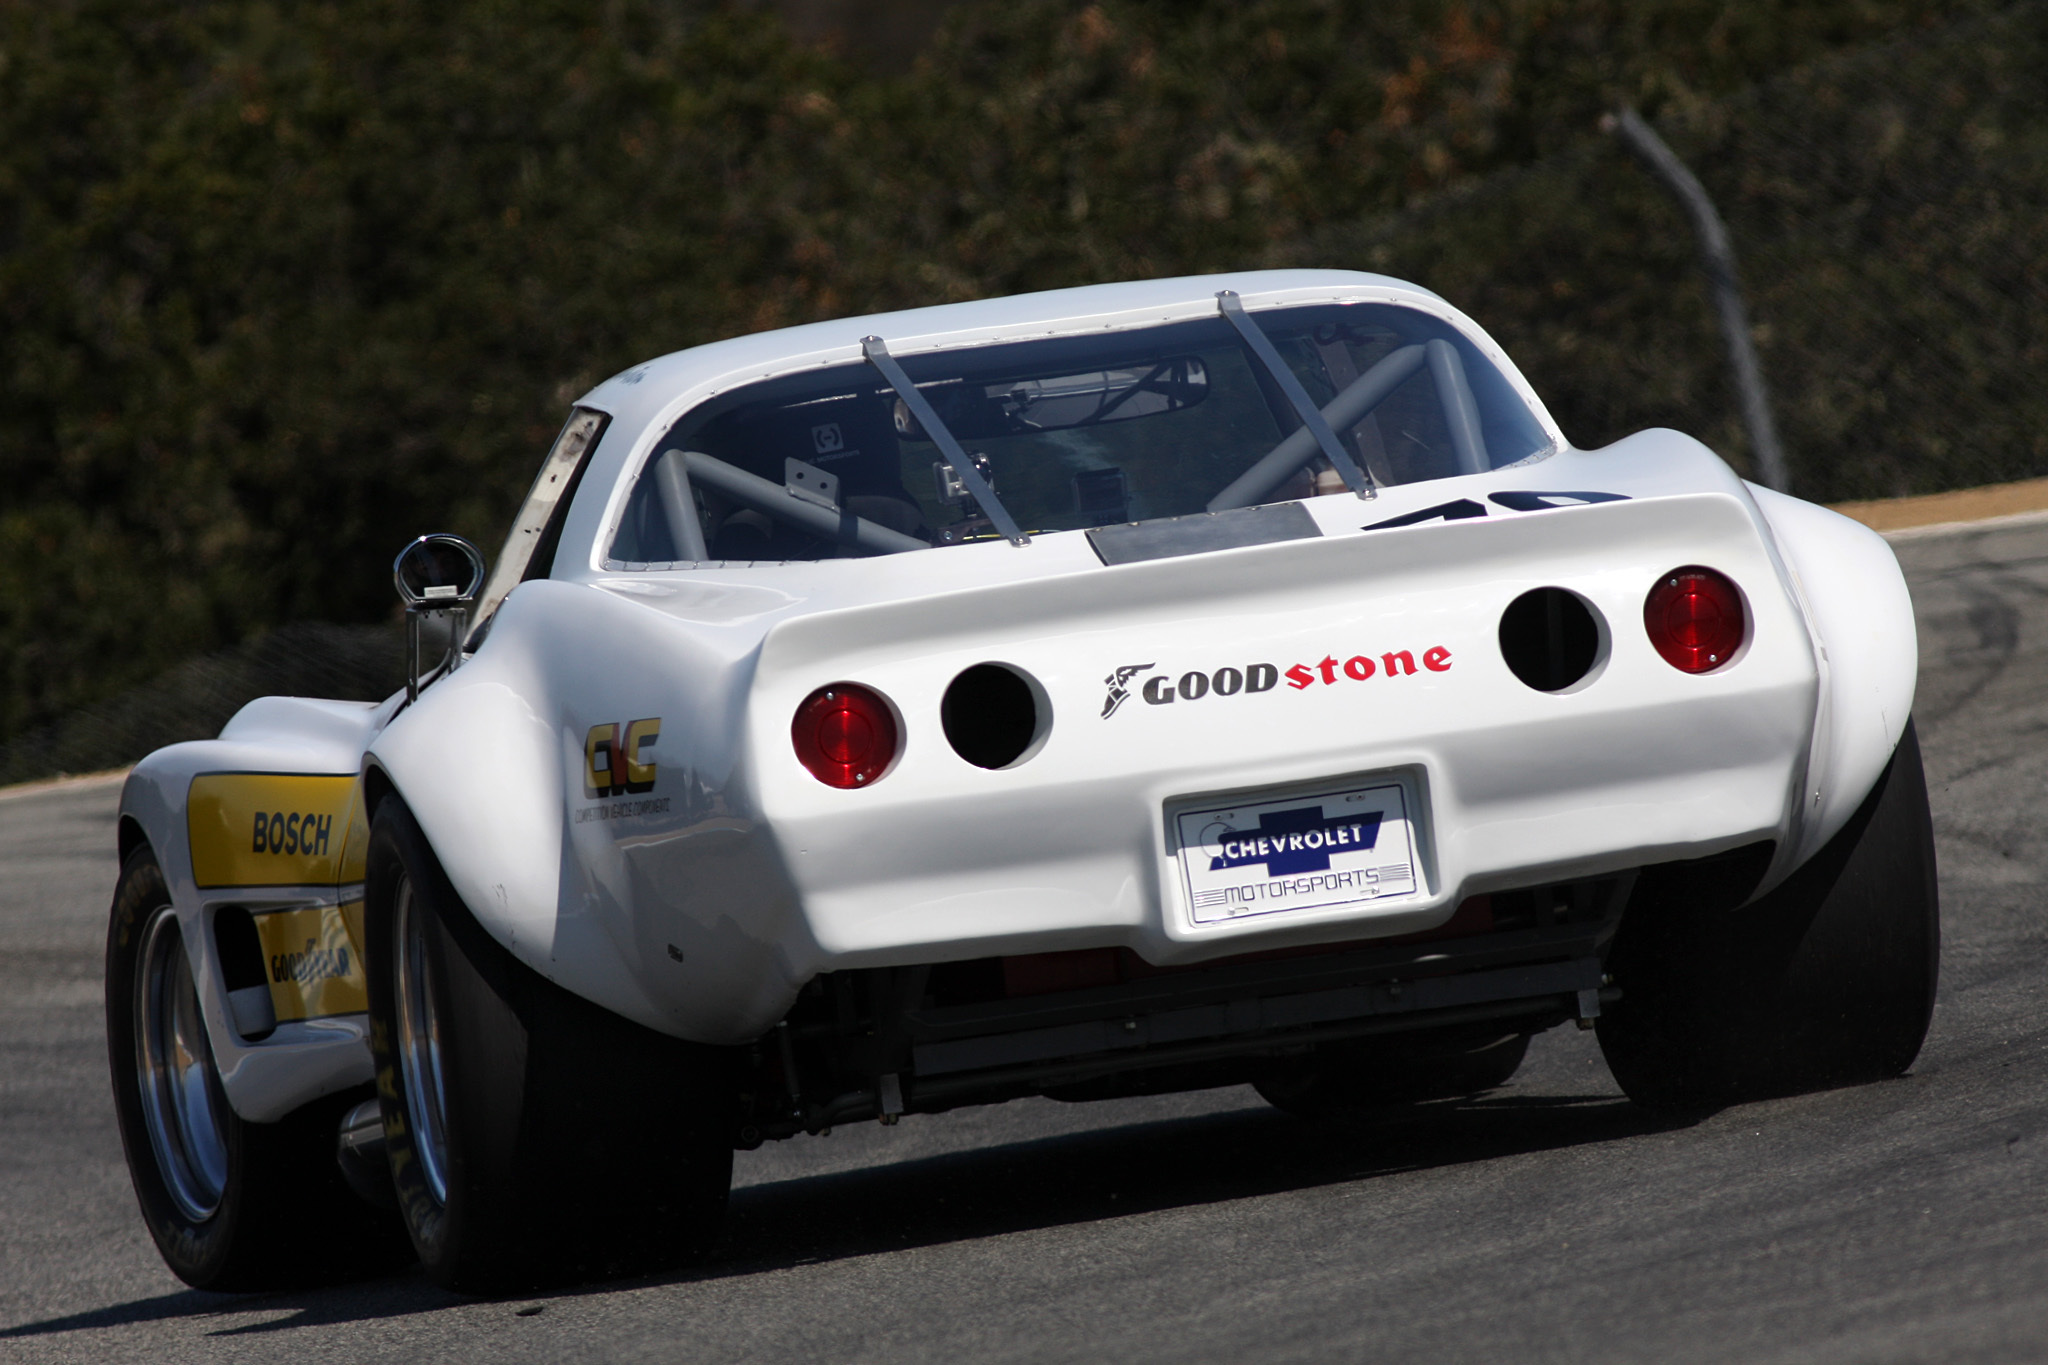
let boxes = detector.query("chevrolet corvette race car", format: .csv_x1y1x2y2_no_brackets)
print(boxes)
107,270,1937,1293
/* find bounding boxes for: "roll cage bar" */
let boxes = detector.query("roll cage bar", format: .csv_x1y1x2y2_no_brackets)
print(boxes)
637,298,1496,561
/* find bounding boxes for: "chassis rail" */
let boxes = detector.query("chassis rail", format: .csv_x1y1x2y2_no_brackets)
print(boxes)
744,876,1633,1142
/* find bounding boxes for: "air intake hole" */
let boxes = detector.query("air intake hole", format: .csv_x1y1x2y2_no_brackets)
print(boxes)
942,664,1042,769
1499,587,1601,692
212,906,276,1041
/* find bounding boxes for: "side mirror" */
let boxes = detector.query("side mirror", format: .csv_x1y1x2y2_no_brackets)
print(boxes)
393,534,486,701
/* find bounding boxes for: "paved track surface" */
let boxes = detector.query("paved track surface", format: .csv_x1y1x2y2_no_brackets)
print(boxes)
5,522,2048,1364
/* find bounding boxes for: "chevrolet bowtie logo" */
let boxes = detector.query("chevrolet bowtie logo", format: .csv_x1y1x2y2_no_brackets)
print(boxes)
1208,805,1384,876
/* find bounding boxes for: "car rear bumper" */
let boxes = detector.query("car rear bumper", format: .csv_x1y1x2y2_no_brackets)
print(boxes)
742,493,1818,984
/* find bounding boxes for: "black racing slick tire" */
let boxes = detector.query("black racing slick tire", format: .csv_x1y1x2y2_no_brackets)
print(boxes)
106,844,406,1291
364,796,737,1294
1597,719,1940,1111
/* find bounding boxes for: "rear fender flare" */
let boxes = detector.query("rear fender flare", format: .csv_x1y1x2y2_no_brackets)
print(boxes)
366,582,811,1043
1749,485,1917,882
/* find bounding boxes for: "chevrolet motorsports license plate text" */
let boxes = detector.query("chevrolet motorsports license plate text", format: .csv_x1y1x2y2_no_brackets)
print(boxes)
1175,782,1421,925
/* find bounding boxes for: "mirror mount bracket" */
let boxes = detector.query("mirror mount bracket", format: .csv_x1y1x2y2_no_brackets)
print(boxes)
393,533,488,702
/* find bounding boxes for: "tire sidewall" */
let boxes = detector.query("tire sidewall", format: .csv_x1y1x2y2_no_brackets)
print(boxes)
364,798,467,1278
1597,720,1940,1108
363,790,738,1293
105,846,250,1286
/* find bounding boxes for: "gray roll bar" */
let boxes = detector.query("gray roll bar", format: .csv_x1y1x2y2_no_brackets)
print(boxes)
1208,344,1426,512
667,450,928,556
1216,291,1376,501
861,335,1030,547
1427,339,1488,477
652,446,710,561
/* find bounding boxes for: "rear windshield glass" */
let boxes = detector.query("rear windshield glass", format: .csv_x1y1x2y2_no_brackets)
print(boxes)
608,301,1550,566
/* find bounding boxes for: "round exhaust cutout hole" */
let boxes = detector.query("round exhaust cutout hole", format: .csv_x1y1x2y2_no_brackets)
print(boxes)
942,664,1042,769
1499,587,1602,692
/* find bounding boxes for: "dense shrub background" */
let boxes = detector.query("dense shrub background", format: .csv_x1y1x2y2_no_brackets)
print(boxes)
0,0,2039,750
1293,3,2048,497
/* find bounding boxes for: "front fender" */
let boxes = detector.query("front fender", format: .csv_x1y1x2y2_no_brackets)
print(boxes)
120,695,392,1122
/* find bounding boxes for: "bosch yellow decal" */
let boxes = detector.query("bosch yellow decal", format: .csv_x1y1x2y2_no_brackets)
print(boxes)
188,772,355,888
253,900,367,1020
336,778,370,885
585,718,659,798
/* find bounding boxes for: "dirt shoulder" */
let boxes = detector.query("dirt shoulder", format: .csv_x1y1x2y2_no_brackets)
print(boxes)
1829,476,2048,534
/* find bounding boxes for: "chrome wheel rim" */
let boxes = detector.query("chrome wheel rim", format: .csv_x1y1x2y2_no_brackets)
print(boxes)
393,876,452,1206
135,907,230,1222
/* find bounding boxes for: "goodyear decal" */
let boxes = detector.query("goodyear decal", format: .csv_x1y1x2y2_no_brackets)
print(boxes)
188,773,355,888
254,901,367,1021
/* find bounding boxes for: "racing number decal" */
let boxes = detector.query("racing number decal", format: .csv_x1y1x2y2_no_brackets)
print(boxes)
187,773,356,889
585,718,659,798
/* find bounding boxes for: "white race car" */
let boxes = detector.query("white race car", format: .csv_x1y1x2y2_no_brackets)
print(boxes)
107,270,1936,1293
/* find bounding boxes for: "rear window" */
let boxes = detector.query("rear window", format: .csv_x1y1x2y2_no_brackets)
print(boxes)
608,302,1550,566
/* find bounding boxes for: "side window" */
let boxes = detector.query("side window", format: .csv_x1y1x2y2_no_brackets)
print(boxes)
473,408,610,623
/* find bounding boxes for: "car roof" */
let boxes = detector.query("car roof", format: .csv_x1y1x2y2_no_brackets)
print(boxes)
576,269,1448,430
548,268,1564,579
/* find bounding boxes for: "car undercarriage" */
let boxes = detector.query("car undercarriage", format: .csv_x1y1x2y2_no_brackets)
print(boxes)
740,861,1717,1141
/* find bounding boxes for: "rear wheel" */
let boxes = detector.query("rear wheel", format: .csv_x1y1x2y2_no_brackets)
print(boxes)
1597,720,1940,1110
364,796,737,1293
106,845,404,1289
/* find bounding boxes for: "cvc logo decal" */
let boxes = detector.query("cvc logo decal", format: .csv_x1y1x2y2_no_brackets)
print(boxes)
1101,646,1452,716
584,718,659,798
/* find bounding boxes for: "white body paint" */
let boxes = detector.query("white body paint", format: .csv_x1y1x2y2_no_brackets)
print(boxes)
117,271,1917,1121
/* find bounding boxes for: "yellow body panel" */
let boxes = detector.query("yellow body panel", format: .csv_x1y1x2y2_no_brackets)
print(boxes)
187,773,355,888
336,780,371,884
254,901,368,1021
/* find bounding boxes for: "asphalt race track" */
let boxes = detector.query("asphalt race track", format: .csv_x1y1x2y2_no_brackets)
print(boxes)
6,518,2048,1364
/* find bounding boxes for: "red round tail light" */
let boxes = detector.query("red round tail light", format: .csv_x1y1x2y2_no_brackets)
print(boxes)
792,684,899,788
1644,566,1746,673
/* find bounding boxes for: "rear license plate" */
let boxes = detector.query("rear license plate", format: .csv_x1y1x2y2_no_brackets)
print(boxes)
1173,779,1423,925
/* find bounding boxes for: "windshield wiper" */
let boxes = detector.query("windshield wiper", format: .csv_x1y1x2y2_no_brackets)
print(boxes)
861,335,1030,547
1215,290,1377,501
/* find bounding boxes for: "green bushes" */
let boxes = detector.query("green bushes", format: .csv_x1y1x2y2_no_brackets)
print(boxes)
1297,2,2048,500
0,0,2034,743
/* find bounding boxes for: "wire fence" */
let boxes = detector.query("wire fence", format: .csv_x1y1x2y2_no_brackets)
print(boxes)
1286,1,2048,502
0,622,404,787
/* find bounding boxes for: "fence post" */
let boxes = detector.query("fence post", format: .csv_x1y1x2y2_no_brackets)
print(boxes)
1605,106,1790,494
